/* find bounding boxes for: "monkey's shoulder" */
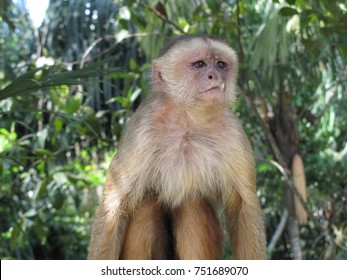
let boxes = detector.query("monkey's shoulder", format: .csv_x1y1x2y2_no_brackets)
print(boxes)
135,103,246,147
108,105,254,205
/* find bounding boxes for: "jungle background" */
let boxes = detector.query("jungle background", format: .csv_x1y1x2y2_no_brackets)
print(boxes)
0,0,346,260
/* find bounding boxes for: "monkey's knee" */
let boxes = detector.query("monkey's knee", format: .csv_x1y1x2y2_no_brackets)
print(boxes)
173,199,223,260
120,197,171,259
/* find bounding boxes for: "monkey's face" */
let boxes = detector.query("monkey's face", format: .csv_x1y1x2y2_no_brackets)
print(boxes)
152,37,239,107
188,55,229,103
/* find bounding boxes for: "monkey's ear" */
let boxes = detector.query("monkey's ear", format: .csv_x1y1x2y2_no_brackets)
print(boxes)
151,62,166,91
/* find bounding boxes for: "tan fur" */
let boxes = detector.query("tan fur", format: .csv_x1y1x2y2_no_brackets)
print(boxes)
226,196,266,259
120,197,172,259
88,35,266,260
173,199,223,259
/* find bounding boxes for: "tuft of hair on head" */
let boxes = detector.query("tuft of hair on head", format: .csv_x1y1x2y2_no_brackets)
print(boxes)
159,34,229,57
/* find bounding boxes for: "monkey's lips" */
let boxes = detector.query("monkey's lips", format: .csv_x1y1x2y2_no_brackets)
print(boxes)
197,84,225,100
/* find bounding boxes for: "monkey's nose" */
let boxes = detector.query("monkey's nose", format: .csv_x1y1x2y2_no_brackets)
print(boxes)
207,71,220,80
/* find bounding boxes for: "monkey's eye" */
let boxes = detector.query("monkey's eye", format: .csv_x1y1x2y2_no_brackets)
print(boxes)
216,61,227,70
192,60,206,69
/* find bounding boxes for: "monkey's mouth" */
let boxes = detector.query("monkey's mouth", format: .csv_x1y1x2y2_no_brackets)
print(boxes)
197,84,225,99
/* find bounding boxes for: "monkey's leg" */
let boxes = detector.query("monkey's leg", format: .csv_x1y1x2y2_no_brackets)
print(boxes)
120,197,172,260
226,198,266,260
172,199,223,260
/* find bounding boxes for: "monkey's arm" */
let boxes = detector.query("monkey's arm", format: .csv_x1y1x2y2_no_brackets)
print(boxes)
225,196,266,259
88,101,157,260
88,176,129,260
224,124,266,260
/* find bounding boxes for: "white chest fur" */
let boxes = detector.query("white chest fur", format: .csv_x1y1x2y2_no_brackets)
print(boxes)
147,126,235,207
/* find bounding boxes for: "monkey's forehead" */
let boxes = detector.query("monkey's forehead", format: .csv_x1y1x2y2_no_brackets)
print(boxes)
159,37,238,64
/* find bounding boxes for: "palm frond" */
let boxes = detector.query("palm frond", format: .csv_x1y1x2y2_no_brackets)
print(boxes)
0,62,122,101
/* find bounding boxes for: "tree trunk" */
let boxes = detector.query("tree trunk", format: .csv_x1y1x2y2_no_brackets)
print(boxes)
270,98,303,259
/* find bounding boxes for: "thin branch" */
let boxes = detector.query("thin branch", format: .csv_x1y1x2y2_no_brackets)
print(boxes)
267,159,312,225
141,3,186,34
236,0,244,65
267,209,288,252
79,32,159,68
33,27,42,58
80,37,104,68
316,69,347,122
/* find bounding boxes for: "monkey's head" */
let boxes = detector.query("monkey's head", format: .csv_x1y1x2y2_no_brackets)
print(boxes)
152,35,239,108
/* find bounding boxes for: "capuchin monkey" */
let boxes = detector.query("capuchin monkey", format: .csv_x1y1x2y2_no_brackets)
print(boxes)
88,35,266,260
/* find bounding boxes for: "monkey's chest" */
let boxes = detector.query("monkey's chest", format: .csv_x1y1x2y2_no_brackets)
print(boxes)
149,129,233,206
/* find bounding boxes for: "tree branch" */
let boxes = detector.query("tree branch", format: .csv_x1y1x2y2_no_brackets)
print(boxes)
142,3,186,34
268,209,288,252
235,0,334,251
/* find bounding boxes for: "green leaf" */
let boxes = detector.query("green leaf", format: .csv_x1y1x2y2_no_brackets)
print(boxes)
0,62,121,101
10,222,23,251
37,128,48,148
33,223,48,245
130,12,146,30
130,88,142,102
34,148,54,157
65,92,82,114
129,58,139,72
24,209,37,218
114,96,130,108
34,180,48,200
279,7,299,17
52,189,65,209
206,0,220,13
53,117,64,133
